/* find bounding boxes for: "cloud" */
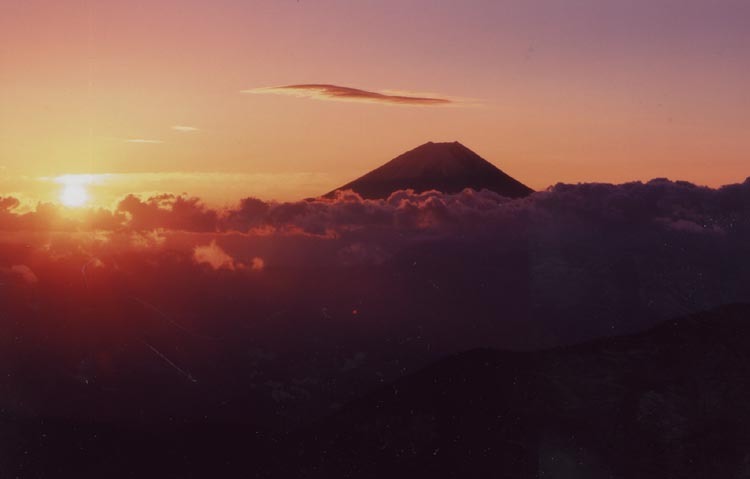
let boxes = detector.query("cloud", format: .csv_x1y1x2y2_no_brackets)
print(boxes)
172,126,199,132
243,84,453,106
117,194,218,232
193,240,240,270
0,196,20,211
6,264,39,284
2,177,750,442
1,176,750,422
250,257,265,271
51,174,100,185
1,178,749,238
12,264,38,283
125,139,164,144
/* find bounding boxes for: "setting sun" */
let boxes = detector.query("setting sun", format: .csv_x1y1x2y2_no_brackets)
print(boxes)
56,175,93,207
60,184,89,207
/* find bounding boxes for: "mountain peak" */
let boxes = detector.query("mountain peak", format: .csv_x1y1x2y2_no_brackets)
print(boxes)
325,141,533,199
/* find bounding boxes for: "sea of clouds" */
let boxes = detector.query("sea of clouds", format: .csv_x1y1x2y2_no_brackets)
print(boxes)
1,178,749,427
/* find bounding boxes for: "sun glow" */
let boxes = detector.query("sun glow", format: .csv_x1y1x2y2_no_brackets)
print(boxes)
56,175,94,207
60,184,89,207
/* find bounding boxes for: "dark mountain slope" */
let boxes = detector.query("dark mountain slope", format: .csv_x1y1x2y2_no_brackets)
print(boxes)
326,141,533,199
268,304,750,478
6,305,749,478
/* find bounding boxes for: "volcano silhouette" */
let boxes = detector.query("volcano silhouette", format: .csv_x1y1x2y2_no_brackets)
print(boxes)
326,141,533,199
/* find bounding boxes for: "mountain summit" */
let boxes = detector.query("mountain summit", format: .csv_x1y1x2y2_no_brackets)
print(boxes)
326,141,533,199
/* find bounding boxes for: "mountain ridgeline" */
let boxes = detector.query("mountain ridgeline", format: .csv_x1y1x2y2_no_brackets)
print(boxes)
6,302,750,478
266,303,750,478
326,141,533,199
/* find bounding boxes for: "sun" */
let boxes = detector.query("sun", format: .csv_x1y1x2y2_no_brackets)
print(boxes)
55,174,96,207
60,183,90,207
53,174,101,208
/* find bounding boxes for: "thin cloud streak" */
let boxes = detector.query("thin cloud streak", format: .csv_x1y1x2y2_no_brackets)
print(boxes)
125,139,164,144
172,125,199,132
243,84,454,106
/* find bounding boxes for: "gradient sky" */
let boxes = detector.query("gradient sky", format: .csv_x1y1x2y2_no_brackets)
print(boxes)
1,0,749,204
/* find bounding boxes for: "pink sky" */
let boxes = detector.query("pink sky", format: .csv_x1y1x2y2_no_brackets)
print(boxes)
1,0,749,204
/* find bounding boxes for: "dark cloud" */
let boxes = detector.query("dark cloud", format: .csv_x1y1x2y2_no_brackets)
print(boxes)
0,264,38,284
117,194,218,232
0,196,20,211
0,198,124,232
245,84,453,106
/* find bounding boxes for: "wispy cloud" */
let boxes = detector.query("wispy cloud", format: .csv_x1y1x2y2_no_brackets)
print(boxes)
172,125,199,132
243,84,454,106
125,139,164,144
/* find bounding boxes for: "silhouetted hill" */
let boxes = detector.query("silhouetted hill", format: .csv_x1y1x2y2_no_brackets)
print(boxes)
326,141,533,199
6,305,750,478
267,303,750,478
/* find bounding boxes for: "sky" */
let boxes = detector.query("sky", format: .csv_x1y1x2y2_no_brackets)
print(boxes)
1,0,749,205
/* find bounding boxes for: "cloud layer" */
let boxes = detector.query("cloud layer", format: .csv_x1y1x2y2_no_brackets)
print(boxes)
2,178,749,431
244,84,453,106
2,177,749,351
2,178,749,238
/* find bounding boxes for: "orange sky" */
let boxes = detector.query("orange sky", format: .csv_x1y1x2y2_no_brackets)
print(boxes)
1,0,749,205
